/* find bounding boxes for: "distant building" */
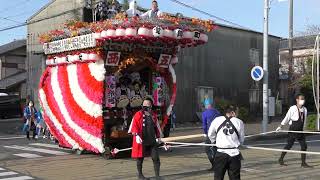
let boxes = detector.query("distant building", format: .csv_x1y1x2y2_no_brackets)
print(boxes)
0,40,27,99
27,0,280,122
279,35,316,105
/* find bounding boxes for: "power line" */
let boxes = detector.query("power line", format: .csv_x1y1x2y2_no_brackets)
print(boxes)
169,0,252,30
0,17,23,24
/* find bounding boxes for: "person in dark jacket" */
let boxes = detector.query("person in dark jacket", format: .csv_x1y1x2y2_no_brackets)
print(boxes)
202,97,220,171
23,100,37,140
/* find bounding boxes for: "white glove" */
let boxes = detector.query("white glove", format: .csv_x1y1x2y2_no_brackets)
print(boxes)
156,138,163,144
135,135,143,144
276,126,282,132
203,134,208,138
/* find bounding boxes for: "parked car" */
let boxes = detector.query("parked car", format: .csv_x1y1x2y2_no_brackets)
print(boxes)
0,94,22,119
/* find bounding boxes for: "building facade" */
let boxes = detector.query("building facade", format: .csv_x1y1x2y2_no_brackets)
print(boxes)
0,40,27,99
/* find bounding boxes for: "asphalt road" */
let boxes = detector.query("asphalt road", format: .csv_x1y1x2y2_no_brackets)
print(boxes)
0,120,320,179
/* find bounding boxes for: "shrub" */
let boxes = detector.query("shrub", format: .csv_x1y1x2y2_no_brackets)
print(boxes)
215,99,249,122
238,107,249,122
306,114,317,131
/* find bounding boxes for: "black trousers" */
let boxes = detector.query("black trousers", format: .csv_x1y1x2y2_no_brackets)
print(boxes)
26,122,36,139
280,133,307,163
137,145,161,177
205,137,216,167
214,152,241,180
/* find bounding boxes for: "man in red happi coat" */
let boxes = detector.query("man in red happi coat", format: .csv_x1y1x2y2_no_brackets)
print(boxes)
129,97,163,180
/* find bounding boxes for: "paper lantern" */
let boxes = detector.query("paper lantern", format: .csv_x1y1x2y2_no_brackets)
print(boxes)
174,29,183,39
52,57,57,64
73,54,80,62
125,27,137,37
46,59,53,65
152,26,164,37
106,29,116,38
200,33,209,43
93,32,102,40
170,56,178,64
163,29,174,39
193,31,201,40
80,53,89,61
60,56,67,64
101,30,108,38
88,53,97,60
115,28,126,37
183,30,193,40
138,27,152,37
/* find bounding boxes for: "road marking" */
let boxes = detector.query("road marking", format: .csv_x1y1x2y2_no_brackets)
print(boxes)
13,153,43,159
4,145,69,155
0,176,34,180
0,136,25,140
0,168,4,171
242,168,265,173
29,143,61,149
249,139,320,146
0,172,18,177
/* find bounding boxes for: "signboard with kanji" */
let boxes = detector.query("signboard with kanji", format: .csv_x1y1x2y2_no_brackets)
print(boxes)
106,51,121,66
158,54,172,68
43,33,96,55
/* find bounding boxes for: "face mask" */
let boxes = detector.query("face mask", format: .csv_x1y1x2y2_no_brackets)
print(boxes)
142,106,152,112
298,100,305,106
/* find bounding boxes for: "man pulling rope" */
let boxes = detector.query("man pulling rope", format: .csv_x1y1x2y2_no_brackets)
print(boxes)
207,105,245,180
276,93,312,168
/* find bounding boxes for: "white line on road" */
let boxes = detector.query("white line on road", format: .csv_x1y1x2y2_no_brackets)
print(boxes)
0,176,34,180
0,136,25,140
0,168,4,171
29,143,61,149
0,172,18,177
4,145,69,155
13,153,43,159
249,139,320,146
242,168,265,173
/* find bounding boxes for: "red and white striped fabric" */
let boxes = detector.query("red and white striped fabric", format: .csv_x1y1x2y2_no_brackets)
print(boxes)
38,60,106,153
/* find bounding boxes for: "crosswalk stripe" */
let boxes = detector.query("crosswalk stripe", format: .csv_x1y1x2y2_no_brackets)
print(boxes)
4,145,69,155
0,176,34,180
13,153,43,159
29,143,62,149
0,172,18,177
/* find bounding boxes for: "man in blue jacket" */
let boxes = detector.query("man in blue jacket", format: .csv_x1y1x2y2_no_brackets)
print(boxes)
202,98,220,171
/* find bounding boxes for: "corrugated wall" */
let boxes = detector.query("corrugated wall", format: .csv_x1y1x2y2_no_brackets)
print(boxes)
175,26,280,122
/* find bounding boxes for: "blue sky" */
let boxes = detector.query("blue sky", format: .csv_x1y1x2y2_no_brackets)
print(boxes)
0,0,319,45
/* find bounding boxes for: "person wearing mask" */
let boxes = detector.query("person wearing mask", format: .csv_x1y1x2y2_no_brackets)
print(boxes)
128,97,163,180
140,0,162,19
276,93,312,168
23,100,38,140
208,106,245,180
202,98,220,171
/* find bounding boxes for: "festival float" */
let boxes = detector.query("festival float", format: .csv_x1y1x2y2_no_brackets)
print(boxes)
38,9,215,156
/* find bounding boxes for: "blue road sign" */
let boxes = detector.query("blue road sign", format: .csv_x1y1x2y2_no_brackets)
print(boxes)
251,66,264,81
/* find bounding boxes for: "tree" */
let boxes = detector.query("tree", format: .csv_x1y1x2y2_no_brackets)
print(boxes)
293,58,315,112
122,0,129,11
297,24,320,36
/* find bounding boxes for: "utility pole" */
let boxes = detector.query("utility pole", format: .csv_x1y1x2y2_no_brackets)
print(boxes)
317,35,320,131
288,0,293,86
262,0,269,133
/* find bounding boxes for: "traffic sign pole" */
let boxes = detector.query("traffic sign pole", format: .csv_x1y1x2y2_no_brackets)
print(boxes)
262,0,269,133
